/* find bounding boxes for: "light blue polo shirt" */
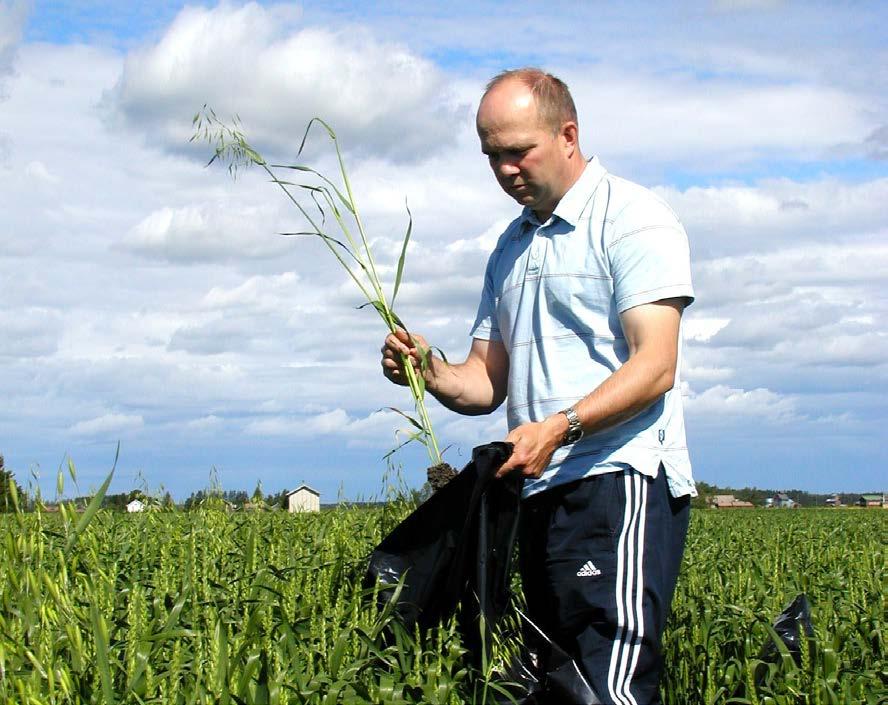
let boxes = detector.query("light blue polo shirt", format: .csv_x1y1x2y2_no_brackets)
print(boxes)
471,157,696,498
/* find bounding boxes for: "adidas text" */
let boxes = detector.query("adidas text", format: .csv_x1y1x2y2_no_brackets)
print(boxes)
576,560,601,577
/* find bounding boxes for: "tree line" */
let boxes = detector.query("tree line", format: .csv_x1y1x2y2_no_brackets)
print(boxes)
691,480,872,508
0,452,878,512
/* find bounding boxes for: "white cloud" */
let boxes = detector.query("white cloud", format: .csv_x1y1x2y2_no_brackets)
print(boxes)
683,317,730,343
69,413,144,437
0,1,26,82
109,3,468,163
684,384,798,422
245,408,397,444
859,124,888,161
122,202,293,262
0,307,61,358
0,0,27,161
201,272,303,310
24,160,58,184
771,332,888,368
662,179,888,253
682,363,735,384
184,414,223,432
2,3,886,498
566,70,872,170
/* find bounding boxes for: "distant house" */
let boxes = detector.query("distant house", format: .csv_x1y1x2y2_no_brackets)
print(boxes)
286,485,320,513
857,494,885,508
126,499,146,513
709,494,754,509
771,493,796,508
824,494,842,507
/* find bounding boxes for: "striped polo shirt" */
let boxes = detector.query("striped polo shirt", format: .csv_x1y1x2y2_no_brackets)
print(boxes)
471,157,696,498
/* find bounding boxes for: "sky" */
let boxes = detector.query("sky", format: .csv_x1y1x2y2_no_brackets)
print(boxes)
1,0,886,502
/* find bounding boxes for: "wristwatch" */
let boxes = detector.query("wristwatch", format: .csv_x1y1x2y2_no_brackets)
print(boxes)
559,406,583,445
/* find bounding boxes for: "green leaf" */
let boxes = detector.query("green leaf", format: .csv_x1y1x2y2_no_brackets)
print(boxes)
65,443,118,552
215,618,230,700
431,345,449,364
382,431,426,460
391,201,413,307
296,117,337,158
91,598,116,705
268,163,356,214
356,299,394,325
384,407,424,432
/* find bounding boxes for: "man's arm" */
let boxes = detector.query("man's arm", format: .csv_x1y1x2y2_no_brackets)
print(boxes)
495,297,685,478
381,330,509,415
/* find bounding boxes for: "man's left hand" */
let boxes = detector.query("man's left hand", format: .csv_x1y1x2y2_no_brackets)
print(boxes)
496,415,567,479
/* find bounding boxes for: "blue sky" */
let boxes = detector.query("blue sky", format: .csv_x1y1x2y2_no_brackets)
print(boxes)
1,0,886,501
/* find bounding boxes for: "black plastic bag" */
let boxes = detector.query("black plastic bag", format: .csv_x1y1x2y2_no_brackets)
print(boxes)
364,441,602,704
490,609,602,705
731,593,816,699
364,441,520,634
758,593,815,680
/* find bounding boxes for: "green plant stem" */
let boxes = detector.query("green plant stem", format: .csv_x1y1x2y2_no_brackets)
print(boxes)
193,110,445,467
398,345,442,466
262,157,442,467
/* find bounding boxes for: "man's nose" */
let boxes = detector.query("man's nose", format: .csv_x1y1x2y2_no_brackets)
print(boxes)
496,160,520,177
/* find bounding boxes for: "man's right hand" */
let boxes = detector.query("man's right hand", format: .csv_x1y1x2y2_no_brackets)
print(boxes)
381,329,431,387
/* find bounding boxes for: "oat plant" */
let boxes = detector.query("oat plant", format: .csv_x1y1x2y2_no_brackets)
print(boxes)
191,108,443,467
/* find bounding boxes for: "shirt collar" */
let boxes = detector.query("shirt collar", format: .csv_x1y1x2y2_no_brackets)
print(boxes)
519,156,608,228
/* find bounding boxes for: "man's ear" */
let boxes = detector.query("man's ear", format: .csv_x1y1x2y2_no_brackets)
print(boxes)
560,121,579,157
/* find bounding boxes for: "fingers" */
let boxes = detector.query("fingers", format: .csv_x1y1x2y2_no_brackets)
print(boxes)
380,330,424,387
496,433,526,478
496,425,552,479
381,331,409,356
381,329,425,357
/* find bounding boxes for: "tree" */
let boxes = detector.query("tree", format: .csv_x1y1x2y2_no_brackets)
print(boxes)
0,455,25,513
184,490,206,511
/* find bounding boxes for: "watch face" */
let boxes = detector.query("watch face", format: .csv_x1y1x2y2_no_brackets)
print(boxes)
565,427,582,444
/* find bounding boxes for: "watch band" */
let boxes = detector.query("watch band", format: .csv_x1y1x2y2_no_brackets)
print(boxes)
559,405,583,445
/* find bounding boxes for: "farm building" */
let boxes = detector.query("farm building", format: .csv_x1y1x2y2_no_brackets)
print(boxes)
824,494,842,507
286,485,320,513
126,499,146,513
767,492,796,508
708,494,754,509
856,494,885,508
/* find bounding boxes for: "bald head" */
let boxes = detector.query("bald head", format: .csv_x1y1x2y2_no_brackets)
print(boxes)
481,68,578,135
476,77,540,143
476,69,585,221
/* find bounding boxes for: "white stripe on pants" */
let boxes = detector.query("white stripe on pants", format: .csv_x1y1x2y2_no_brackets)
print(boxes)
607,470,648,705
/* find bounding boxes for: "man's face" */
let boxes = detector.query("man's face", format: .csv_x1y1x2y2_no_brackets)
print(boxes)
476,82,569,220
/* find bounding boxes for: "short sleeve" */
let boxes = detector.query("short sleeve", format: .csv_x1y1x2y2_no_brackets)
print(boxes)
608,196,695,313
469,250,503,341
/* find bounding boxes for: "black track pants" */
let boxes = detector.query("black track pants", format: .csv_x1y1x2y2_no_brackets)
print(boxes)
519,466,690,705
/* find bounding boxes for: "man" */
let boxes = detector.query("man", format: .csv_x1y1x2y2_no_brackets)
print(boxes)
381,67,695,705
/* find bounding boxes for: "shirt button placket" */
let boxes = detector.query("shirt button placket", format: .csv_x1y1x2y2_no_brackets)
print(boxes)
528,227,542,274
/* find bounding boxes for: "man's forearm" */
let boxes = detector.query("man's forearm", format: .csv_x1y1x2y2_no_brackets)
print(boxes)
425,356,505,416
570,347,675,437
498,347,675,479
568,301,683,439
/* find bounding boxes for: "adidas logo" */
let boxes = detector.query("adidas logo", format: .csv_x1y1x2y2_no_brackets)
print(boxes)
576,560,601,577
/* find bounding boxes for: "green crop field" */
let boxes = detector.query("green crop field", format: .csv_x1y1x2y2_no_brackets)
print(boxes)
0,501,884,704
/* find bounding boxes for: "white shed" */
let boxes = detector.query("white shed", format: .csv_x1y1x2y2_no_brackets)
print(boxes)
126,499,146,513
286,485,320,513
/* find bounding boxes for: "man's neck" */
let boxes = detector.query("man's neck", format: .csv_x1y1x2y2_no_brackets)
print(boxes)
533,157,587,222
